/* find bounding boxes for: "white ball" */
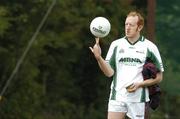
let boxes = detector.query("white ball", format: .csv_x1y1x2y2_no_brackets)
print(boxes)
90,17,111,38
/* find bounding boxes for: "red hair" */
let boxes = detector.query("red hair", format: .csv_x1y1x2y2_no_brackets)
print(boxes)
127,11,144,27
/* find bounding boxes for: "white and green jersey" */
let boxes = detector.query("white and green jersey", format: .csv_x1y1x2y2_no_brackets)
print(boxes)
105,36,164,102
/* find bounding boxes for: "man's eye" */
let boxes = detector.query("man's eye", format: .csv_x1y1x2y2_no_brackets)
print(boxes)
125,24,133,26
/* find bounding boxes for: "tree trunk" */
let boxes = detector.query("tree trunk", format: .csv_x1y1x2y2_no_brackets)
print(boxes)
147,0,156,42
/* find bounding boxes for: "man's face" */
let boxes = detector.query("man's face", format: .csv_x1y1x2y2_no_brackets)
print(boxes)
125,16,141,38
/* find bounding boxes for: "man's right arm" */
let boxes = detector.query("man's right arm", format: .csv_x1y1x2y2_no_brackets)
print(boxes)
89,38,114,77
96,56,114,77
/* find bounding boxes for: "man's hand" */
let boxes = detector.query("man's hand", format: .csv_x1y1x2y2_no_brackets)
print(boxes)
126,82,142,93
89,38,102,60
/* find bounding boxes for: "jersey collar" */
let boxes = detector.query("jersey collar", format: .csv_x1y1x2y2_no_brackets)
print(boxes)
125,35,144,45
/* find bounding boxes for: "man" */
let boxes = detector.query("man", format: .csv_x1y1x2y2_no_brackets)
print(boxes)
89,11,164,119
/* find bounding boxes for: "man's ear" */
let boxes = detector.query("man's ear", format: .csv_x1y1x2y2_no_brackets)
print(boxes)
138,25,143,31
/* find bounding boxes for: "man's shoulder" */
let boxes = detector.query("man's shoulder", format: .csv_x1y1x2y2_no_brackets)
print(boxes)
143,38,154,44
143,38,158,48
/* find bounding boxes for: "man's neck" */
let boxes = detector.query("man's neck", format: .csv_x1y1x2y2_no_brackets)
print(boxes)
128,34,141,44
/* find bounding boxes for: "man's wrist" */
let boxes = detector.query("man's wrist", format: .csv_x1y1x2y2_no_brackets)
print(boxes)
95,55,102,61
139,82,145,88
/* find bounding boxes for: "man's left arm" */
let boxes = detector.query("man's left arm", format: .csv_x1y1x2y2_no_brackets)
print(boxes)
127,72,163,92
140,72,163,87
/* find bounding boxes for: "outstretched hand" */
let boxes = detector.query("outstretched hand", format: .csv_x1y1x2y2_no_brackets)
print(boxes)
89,38,102,60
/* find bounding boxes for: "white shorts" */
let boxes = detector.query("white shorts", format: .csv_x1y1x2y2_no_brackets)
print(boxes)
108,100,146,119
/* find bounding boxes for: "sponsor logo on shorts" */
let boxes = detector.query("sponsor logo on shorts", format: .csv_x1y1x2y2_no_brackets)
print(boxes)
136,115,143,117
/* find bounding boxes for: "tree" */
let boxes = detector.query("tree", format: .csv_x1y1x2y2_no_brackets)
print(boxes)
156,0,180,118
147,0,156,42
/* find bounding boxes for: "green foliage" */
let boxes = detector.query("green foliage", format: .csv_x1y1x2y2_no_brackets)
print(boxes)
0,0,179,118
156,0,180,61
0,6,11,36
0,0,132,118
156,0,180,118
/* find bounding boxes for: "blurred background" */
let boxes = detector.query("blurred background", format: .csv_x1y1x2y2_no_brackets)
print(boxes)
0,0,179,119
